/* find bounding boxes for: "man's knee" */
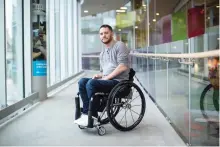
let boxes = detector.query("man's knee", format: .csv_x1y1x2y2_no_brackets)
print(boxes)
86,79,97,89
78,78,89,87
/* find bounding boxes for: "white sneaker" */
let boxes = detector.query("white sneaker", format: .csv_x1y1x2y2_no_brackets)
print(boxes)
74,114,88,126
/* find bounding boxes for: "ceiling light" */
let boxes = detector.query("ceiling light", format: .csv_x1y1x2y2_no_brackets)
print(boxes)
153,19,156,22
217,5,219,8
142,4,146,7
217,38,220,40
116,10,126,13
156,13,159,16
135,26,138,29
118,29,121,31
84,10,88,13
207,17,210,19
120,7,127,10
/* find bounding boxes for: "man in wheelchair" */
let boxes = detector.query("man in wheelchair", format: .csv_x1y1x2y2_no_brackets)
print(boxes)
74,24,130,126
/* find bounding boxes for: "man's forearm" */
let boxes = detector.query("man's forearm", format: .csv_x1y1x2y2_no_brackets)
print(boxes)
105,64,128,80
99,72,103,77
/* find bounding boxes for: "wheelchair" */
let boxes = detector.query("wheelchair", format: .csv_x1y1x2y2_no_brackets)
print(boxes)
74,68,146,136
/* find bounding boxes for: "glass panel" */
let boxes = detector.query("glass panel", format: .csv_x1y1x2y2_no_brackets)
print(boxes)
168,58,190,142
67,0,73,76
190,57,219,146
205,0,219,50
48,0,56,86
60,0,66,80
64,0,68,78
0,0,6,110
46,0,50,86
148,46,156,99
191,0,219,52
55,0,61,83
5,0,23,106
154,43,168,105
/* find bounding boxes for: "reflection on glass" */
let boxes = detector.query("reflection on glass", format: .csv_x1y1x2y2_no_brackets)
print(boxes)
5,0,23,107
190,57,219,145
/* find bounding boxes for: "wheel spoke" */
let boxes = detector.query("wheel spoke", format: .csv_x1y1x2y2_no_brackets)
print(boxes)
112,103,123,107
131,104,141,107
125,108,127,127
117,107,123,113
119,108,126,124
130,109,140,116
130,95,140,103
110,106,122,118
130,109,135,123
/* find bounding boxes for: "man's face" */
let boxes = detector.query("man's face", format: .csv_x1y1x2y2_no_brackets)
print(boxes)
212,59,219,66
99,27,113,44
208,58,219,69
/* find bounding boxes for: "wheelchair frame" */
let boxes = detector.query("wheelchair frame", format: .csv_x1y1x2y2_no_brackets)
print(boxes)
74,68,146,136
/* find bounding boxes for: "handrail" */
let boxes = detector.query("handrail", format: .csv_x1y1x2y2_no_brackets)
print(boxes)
130,49,219,59
82,55,99,58
82,49,219,59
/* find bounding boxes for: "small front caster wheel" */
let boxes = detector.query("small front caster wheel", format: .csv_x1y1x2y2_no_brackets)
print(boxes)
97,126,106,136
78,125,86,129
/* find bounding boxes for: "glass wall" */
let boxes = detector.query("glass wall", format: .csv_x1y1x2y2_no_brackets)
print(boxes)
46,0,80,86
81,0,219,145
0,0,82,118
5,0,24,107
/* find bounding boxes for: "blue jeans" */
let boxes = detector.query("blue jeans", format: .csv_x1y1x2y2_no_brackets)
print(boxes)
78,78,119,114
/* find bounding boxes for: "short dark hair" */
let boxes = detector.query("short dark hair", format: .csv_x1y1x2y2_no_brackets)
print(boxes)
99,24,113,32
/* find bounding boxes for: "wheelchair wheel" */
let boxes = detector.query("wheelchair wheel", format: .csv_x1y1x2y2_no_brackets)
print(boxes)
97,126,106,136
99,99,121,125
106,81,146,131
200,84,219,120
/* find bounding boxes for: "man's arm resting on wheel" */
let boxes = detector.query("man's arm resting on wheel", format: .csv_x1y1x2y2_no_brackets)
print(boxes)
102,64,128,80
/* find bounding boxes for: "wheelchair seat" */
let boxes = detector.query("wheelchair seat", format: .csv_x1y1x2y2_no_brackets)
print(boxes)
96,68,136,95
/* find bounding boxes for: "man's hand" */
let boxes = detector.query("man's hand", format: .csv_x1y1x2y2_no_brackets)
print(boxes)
92,74,102,79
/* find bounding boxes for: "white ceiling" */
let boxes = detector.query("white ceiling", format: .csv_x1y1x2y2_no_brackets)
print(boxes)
81,0,130,16
81,0,181,18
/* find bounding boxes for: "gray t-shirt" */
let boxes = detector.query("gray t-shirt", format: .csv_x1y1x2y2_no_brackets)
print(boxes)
100,40,130,81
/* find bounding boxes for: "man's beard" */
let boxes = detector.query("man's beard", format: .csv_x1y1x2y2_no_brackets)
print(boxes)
102,37,112,44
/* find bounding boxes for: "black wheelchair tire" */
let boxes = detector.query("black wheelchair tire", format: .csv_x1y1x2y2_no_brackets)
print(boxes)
200,84,219,119
106,81,146,131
